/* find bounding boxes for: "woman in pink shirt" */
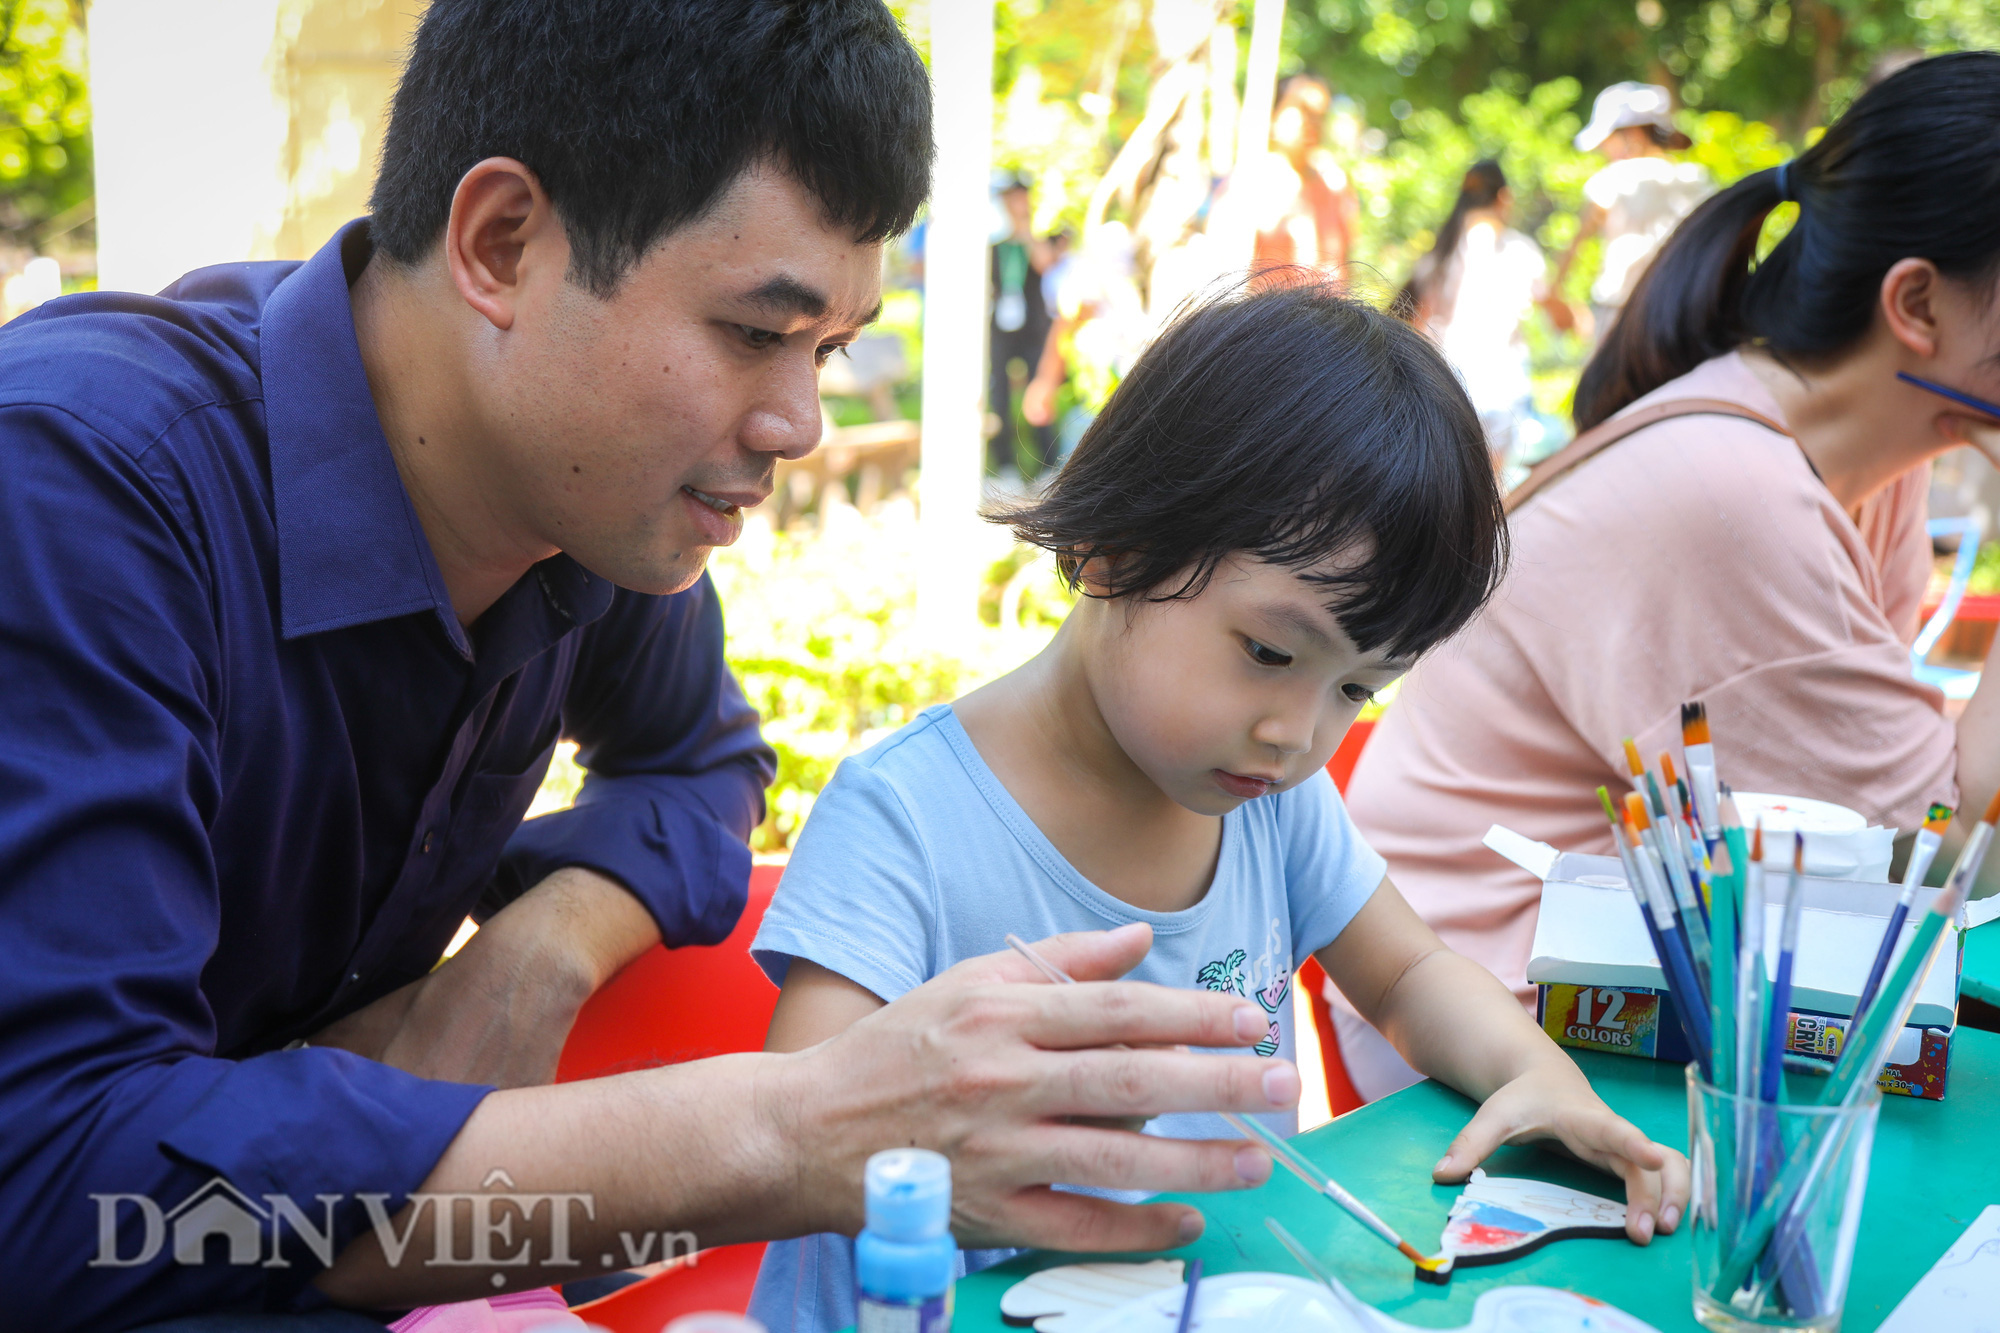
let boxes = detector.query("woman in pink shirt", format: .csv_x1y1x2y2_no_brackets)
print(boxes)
1340,51,2000,1098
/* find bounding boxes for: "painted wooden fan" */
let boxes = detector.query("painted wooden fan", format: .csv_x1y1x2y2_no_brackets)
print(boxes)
1431,1168,1628,1278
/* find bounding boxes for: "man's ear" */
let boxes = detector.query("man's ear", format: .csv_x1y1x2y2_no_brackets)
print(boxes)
442,157,567,332
1880,256,1945,360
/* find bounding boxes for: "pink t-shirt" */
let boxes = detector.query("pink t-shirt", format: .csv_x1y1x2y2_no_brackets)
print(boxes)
1343,351,1952,1006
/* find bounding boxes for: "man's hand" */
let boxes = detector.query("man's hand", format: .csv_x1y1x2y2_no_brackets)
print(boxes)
761,923,1299,1254
1430,1056,1690,1245
310,867,658,1086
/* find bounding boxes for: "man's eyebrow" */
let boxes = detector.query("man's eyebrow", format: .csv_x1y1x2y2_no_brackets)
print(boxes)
737,274,829,320
737,276,882,331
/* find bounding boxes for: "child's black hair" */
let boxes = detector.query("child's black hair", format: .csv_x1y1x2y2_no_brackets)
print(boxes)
1000,274,1507,660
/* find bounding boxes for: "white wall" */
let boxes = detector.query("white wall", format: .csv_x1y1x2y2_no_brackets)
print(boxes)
89,0,291,294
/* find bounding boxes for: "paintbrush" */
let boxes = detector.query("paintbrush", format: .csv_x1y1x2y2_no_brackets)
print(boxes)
1622,794,1713,1072
1710,788,1748,1099
1622,737,1647,793
1855,803,1955,1019
1174,1257,1203,1333
1725,790,2000,1296
1218,1094,1453,1281
1628,792,1713,1000
1265,1218,1391,1330
1760,836,1805,1105
1730,822,1768,1221
1663,751,1713,917
1826,784,2000,1107
1733,823,1768,1103
1001,933,1450,1279
1682,701,1722,845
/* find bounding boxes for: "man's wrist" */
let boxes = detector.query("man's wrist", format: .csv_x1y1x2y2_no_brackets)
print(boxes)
745,1045,825,1234
495,866,662,996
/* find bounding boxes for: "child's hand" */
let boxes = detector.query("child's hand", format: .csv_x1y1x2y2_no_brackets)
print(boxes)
1431,1058,1689,1246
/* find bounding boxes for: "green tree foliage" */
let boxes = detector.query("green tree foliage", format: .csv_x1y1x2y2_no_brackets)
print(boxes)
0,0,87,248
1287,0,2000,139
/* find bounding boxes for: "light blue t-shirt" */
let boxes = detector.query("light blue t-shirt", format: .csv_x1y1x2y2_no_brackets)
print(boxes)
747,706,1387,1333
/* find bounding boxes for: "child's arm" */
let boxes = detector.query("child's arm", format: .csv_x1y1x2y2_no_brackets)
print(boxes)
1314,875,1690,1245
765,958,888,1053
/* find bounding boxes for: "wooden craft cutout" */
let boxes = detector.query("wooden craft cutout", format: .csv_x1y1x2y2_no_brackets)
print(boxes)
1023,1270,1662,1333
999,1259,1187,1331
1433,1169,1627,1278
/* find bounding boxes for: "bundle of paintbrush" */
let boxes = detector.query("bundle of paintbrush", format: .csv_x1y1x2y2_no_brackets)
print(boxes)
1600,703,1998,1315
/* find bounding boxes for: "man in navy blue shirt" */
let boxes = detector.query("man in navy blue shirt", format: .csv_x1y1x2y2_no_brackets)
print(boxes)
1,3,1305,1326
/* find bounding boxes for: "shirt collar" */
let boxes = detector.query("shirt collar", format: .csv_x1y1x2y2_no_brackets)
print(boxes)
261,219,613,651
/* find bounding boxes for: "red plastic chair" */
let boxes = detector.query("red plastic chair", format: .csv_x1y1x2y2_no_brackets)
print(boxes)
1305,717,1378,1119
560,863,785,1330
1325,717,1375,794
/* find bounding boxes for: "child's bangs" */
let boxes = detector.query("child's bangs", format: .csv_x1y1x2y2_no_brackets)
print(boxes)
999,277,1508,659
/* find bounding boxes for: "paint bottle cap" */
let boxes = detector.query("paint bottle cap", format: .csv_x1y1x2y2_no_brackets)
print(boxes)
864,1147,951,1241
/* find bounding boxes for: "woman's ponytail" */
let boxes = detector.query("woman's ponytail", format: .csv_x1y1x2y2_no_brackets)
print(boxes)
1572,171,1782,429
1573,50,2000,431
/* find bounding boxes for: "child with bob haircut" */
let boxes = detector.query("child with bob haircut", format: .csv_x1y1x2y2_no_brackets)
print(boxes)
748,277,1689,1333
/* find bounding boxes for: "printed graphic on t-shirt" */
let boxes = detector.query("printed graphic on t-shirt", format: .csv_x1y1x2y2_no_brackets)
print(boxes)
1195,946,1289,1056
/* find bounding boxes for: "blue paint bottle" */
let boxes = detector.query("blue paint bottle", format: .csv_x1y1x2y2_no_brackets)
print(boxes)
854,1148,954,1333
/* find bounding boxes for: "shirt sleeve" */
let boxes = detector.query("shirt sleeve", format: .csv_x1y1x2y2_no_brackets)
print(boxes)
0,406,490,1330
494,574,775,947
1280,768,1390,966
750,757,939,1003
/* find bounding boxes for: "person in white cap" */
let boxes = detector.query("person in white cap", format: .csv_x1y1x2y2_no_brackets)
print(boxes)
1553,81,1711,343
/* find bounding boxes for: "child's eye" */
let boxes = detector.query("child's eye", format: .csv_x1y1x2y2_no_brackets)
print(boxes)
1242,638,1292,667
1343,683,1377,704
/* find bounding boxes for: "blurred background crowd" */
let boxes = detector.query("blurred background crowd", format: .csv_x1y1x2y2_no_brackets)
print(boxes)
7,0,2000,854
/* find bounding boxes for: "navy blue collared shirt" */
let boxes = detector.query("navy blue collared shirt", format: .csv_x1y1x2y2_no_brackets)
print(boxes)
0,221,773,1328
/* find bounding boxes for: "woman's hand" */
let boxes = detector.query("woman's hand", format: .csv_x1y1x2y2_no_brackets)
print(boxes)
1432,1056,1689,1245
1942,413,2000,468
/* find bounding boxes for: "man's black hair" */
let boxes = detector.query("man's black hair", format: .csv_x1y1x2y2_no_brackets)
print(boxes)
370,0,933,295
1003,275,1507,660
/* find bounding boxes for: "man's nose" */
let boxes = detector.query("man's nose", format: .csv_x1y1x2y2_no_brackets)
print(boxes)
740,361,824,461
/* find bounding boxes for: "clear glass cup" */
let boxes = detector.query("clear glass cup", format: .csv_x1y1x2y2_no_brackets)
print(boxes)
1686,1067,1881,1332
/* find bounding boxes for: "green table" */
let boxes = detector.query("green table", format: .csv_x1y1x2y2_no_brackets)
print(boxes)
951,1029,2000,1331
1961,919,2000,1008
